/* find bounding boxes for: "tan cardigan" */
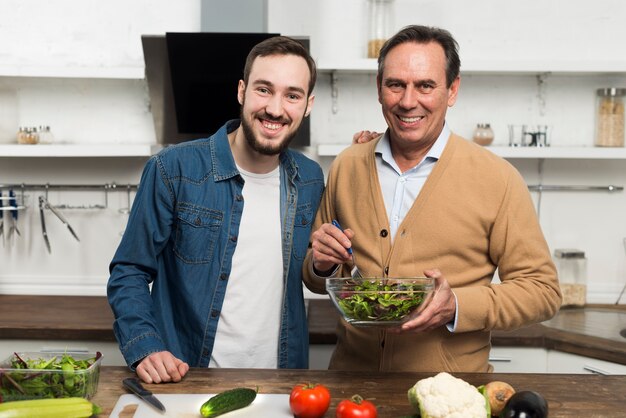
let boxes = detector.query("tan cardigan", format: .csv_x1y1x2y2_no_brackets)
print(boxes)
303,133,561,372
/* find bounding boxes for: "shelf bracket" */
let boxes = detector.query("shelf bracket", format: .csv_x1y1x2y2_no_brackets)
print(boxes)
330,71,339,114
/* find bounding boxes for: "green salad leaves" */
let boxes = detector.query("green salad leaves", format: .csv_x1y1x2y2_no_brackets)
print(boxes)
337,280,427,322
0,352,101,402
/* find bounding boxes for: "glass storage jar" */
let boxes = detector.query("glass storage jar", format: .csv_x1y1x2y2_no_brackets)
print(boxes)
595,87,625,147
472,123,494,146
553,248,587,307
367,0,394,58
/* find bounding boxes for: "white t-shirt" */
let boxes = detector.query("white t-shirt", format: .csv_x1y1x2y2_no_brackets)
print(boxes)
209,165,283,368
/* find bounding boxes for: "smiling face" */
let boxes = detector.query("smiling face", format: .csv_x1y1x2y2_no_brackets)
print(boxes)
238,54,314,156
377,41,459,156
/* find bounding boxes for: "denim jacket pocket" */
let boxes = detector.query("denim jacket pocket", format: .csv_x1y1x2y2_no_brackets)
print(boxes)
292,203,314,260
174,203,223,264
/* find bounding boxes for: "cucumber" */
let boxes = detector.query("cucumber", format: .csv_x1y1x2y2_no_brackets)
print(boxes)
200,387,257,417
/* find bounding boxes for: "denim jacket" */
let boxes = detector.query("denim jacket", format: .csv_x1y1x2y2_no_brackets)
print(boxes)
107,120,324,369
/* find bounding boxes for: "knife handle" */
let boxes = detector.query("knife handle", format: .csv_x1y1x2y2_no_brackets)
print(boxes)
123,377,151,396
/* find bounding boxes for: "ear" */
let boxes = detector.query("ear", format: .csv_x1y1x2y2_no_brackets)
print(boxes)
447,76,461,107
237,80,245,105
304,94,315,117
376,75,383,104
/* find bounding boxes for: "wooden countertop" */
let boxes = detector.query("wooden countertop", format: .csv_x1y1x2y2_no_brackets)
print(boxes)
93,366,626,417
1,295,625,365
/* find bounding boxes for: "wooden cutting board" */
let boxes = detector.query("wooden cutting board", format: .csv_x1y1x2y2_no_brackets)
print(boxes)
109,393,292,418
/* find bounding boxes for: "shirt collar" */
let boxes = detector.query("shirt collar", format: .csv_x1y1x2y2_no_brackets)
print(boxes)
375,122,451,169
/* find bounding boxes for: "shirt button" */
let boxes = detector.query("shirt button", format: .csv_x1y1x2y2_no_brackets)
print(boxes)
236,195,243,201
202,349,209,357
380,229,388,237
211,310,219,318
194,217,202,226
230,235,238,242
220,273,228,280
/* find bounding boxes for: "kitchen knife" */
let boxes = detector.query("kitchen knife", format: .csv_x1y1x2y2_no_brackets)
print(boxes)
122,377,166,413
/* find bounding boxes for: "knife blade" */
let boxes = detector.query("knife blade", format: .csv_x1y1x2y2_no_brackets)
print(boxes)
122,377,166,413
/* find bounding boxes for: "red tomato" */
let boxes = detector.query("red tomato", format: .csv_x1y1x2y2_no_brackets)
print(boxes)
336,395,377,418
289,383,331,418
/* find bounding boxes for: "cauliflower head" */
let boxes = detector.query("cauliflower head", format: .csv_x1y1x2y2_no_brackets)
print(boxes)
407,372,489,418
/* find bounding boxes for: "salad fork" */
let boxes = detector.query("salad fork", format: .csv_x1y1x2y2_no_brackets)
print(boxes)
331,220,363,278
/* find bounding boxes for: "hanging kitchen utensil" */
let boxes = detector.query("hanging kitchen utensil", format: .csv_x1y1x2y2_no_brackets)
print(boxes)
8,189,21,239
39,196,51,253
0,191,5,246
40,196,80,242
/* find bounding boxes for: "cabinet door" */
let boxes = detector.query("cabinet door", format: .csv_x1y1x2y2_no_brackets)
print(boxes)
489,347,548,373
547,350,626,375
309,345,334,370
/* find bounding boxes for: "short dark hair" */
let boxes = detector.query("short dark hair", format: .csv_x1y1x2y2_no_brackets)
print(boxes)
377,25,461,88
243,36,317,96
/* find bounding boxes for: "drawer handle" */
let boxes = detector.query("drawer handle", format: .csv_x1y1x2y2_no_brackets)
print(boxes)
488,356,512,363
583,365,610,375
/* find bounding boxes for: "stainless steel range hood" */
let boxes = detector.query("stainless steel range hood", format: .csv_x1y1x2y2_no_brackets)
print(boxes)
141,33,311,146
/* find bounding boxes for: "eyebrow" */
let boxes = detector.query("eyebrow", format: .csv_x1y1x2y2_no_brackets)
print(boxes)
384,77,438,86
253,79,306,96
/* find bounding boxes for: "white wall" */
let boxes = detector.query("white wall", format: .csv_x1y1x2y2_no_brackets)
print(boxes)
1,0,625,303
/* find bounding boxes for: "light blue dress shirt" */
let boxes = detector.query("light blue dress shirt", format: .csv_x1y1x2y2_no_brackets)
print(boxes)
375,123,458,331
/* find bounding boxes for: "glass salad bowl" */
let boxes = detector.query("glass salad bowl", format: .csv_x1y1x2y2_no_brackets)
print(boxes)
326,277,435,327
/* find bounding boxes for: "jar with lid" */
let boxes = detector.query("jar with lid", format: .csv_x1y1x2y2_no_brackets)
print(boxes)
38,125,55,144
17,126,40,144
595,87,625,147
472,123,494,146
367,0,394,58
553,248,587,307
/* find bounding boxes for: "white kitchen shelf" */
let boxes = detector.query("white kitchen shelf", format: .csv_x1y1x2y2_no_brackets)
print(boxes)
317,144,626,159
0,65,145,79
0,143,161,157
317,59,626,75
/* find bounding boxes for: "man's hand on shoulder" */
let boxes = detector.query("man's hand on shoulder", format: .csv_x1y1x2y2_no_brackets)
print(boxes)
136,351,189,384
353,130,383,144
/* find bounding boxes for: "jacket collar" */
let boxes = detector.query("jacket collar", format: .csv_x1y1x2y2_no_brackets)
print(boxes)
210,119,300,183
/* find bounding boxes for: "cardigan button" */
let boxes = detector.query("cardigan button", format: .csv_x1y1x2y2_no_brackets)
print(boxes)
380,229,388,237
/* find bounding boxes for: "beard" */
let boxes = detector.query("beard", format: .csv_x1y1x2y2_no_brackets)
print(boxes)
240,106,305,156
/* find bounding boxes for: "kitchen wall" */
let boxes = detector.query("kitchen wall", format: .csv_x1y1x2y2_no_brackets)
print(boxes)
1,0,625,302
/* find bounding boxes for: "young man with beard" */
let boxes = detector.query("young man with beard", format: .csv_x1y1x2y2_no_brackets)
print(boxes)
107,36,324,383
